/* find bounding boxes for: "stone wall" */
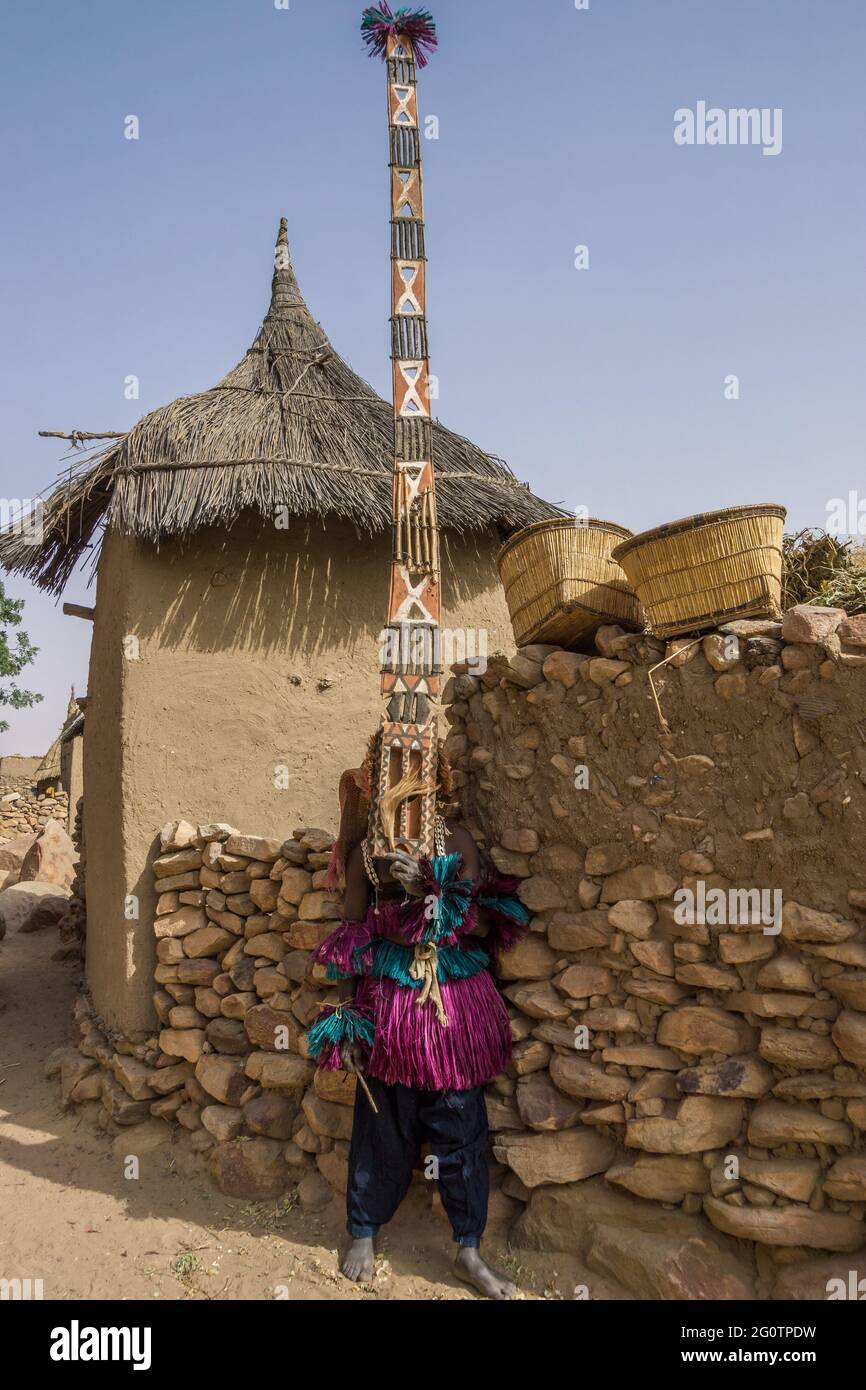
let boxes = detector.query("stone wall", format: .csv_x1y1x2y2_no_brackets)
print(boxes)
55,824,353,1219
49,603,866,1298
0,787,68,837
440,605,866,1293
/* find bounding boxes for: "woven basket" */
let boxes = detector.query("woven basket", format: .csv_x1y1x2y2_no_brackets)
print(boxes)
497,518,644,650
611,504,786,638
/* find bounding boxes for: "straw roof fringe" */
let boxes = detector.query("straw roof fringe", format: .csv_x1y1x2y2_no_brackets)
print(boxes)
2,218,561,594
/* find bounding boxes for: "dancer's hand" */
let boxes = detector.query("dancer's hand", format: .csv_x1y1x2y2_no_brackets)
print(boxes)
386,851,425,897
341,1042,366,1073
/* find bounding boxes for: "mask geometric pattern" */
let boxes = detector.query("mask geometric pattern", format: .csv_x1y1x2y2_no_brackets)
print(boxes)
368,28,441,859
396,259,423,315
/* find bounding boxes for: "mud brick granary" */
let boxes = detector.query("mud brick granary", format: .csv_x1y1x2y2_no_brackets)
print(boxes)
0,222,557,1033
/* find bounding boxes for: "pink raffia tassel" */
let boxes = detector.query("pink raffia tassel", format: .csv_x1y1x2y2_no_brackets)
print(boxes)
360,4,438,67
357,973,511,1090
312,919,375,976
320,1045,345,1072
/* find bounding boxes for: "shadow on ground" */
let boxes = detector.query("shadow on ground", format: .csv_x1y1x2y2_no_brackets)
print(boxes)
0,928,609,1301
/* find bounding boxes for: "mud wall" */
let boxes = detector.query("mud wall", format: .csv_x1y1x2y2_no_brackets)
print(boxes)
442,610,866,1288
61,736,84,837
0,755,42,788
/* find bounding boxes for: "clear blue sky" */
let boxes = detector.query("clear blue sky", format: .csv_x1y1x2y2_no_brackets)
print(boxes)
2,0,864,752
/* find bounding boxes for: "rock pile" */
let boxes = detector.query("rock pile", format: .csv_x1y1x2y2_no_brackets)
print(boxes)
0,816,77,938
58,823,355,1211
0,787,69,839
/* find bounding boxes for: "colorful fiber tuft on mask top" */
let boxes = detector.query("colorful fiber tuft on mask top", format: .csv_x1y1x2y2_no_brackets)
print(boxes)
360,4,438,67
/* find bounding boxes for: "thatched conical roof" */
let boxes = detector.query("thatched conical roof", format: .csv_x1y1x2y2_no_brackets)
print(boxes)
2,219,560,594
33,739,61,783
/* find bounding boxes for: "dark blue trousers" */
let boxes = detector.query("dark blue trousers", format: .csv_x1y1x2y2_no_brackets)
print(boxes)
346,1076,489,1248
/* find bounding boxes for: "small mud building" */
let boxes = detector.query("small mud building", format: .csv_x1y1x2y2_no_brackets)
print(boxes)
1,221,557,1032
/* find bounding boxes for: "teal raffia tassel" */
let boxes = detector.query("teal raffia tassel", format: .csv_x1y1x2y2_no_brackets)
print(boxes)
413,853,474,943
370,936,489,986
307,1004,375,1072
477,893,530,925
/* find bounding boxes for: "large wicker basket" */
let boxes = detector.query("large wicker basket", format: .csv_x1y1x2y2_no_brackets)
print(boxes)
497,518,644,650
611,504,786,638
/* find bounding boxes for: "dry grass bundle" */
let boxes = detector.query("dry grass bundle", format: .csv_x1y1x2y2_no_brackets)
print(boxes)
0,220,561,594
782,529,852,608
815,565,866,615
783,529,866,613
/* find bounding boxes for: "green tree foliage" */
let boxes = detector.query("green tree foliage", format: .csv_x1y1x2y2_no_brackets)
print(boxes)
0,580,42,734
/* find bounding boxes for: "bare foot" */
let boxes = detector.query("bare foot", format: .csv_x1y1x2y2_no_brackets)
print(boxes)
454,1246,517,1300
341,1236,375,1282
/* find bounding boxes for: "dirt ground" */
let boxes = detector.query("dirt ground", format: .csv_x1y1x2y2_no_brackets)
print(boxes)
0,927,610,1302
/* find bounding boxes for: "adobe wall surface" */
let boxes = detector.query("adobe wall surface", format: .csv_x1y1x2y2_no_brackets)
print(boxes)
83,529,133,1033
83,516,511,1033
62,736,84,836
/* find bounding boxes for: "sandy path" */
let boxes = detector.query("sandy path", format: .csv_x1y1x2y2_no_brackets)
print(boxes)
0,928,600,1302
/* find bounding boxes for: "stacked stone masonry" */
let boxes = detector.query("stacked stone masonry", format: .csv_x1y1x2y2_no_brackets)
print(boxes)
0,787,69,838
53,603,866,1298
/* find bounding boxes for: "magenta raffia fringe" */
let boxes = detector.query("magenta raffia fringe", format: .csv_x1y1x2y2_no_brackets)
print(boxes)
358,972,512,1090
484,916,526,960
320,1043,345,1071
312,918,374,975
476,870,530,960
